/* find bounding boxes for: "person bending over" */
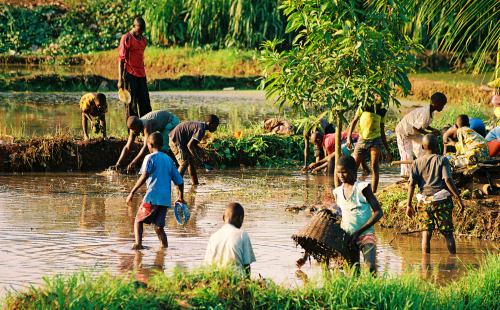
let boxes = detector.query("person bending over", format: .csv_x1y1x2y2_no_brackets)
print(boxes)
169,115,219,185
80,93,107,140
112,110,180,172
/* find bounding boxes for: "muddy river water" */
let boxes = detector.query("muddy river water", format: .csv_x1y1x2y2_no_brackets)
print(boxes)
0,169,497,295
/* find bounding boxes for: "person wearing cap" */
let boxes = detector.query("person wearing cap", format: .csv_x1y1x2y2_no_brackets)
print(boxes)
79,93,107,140
118,17,152,121
469,118,486,137
395,92,447,178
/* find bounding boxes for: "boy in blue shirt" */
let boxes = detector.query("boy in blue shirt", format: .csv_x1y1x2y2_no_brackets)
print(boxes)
126,132,185,250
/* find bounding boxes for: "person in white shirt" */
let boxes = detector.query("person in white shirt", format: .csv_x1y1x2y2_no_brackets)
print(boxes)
396,92,447,178
204,203,256,276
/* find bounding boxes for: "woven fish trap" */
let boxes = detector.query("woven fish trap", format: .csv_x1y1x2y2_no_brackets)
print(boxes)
292,209,352,262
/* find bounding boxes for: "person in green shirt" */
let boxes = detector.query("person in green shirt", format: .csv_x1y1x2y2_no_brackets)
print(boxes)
347,103,391,193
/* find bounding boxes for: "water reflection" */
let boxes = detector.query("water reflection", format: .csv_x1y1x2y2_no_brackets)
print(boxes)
0,91,277,137
0,169,497,295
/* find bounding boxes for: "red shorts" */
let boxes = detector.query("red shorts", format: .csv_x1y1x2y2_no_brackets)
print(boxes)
135,202,167,228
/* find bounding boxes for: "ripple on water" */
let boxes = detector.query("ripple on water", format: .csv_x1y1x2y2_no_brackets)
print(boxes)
0,170,497,295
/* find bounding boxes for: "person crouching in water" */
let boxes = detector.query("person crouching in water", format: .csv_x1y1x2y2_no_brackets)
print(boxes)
126,132,184,250
80,93,107,140
406,134,465,254
204,202,256,277
332,155,383,273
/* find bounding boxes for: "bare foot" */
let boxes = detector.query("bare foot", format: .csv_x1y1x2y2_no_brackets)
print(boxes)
132,243,145,250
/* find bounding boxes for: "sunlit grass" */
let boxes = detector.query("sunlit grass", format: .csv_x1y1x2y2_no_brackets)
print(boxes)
4,254,499,309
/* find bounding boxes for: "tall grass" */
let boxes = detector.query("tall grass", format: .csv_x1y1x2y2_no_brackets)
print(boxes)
432,101,491,128
4,255,499,309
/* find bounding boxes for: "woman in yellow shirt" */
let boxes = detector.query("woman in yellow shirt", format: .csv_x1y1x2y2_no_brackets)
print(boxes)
80,93,107,140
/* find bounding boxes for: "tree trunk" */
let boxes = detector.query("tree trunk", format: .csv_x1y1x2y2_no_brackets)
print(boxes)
334,112,342,187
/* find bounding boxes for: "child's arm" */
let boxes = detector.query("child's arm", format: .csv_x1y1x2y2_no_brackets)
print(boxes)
82,112,90,140
380,122,392,161
127,134,149,172
303,133,310,169
406,183,416,218
99,114,107,139
352,186,383,239
113,131,136,168
171,162,185,202
445,178,465,212
126,172,148,203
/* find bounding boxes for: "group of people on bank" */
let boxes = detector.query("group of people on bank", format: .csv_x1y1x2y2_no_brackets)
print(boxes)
75,17,499,275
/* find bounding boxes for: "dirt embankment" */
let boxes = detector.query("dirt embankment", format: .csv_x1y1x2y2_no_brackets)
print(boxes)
0,137,140,172
377,184,499,241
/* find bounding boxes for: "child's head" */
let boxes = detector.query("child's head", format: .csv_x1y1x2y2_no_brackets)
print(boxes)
95,93,107,115
310,131,324,146
430,92,447,112
336,155,357,185
133,16,146,35
223,202,245,228
455,114,470,128
147,132,163,152
205,114,220,133
422,134,438,154
127,116,143,134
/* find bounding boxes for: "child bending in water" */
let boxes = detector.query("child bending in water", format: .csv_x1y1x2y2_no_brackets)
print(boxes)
333,155,383,273
126,132,184,250
79,93,107,140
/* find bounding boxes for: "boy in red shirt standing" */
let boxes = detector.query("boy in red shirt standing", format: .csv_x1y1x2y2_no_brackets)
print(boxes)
118,17,152,121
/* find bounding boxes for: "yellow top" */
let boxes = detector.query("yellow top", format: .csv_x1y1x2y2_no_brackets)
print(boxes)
79,93,107,115
356,107,385,140
495,107,500,126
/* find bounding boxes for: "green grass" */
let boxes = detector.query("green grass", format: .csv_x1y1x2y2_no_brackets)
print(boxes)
4,254,499,309
431,101,491,129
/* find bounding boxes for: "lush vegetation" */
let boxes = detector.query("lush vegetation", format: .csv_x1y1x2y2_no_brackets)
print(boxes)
4,254,499,309
1,0,498,75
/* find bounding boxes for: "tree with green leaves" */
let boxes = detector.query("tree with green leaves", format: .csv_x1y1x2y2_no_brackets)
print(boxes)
261,0,420,185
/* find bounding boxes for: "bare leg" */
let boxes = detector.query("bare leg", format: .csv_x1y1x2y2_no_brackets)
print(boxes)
361,243,377,274
422,230,432,254
178,160,189,177
370,147,381,193
326,156,335,176
361,160,370,176
154,226,168,248
133,221,145,250
443,232,456,254
188,162,199,185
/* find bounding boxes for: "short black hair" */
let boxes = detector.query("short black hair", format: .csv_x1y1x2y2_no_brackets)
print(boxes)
431,92,447,105
205,114,220,126
337,155,357,172
226,202,244,219
135,17,146,31
148,131,163,148
95,93,107,112
456,114,470,128
127,116,141,129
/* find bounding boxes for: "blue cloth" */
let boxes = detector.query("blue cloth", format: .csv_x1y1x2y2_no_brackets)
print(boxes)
140,151,183,207
469,118,486,137
486,127,500,142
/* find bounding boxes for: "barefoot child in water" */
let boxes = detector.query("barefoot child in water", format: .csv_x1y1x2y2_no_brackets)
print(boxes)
406,134,465,254
204,202,256,277
333,155,383,273
126,132,184,250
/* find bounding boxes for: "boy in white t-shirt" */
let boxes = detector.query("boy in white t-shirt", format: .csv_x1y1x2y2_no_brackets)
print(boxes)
204,203,256,276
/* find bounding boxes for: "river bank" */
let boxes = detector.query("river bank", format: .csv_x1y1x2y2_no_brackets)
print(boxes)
3,254,499,309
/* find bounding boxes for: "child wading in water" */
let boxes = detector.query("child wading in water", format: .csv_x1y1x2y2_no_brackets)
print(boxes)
126,132,184,250
333,155,383,273
406,134,465,254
